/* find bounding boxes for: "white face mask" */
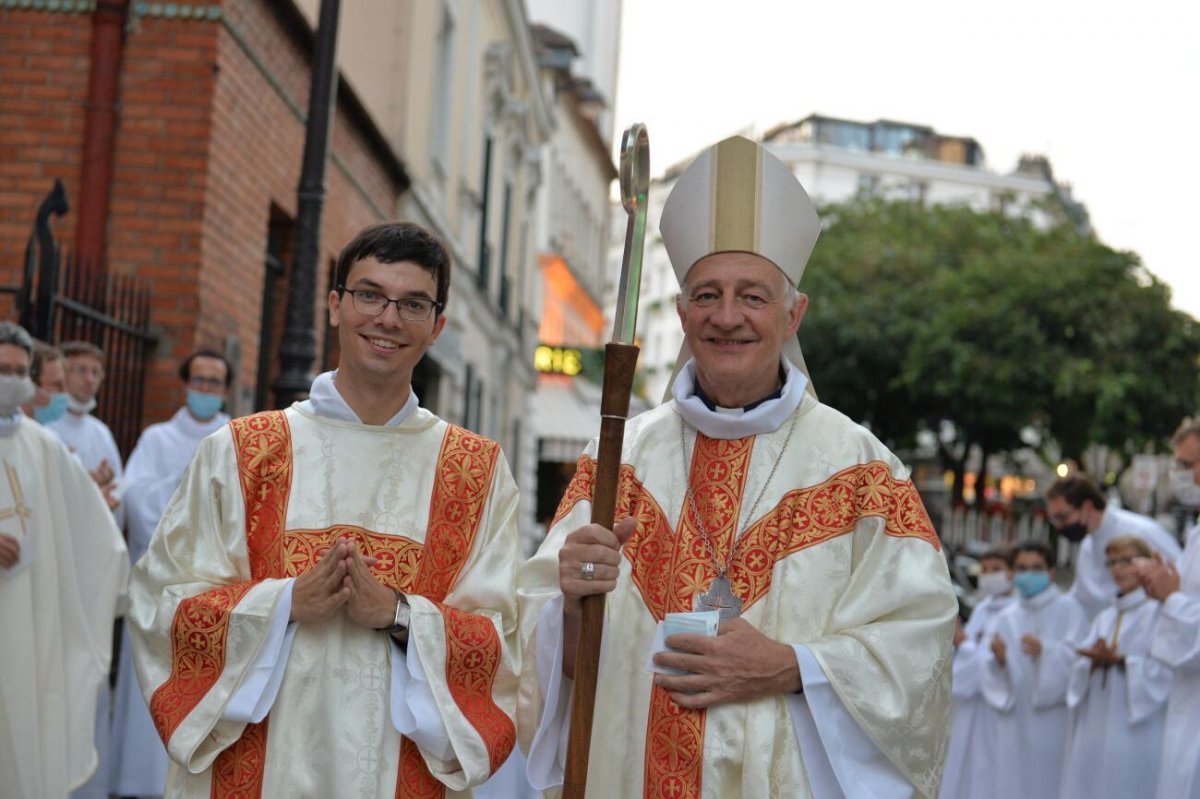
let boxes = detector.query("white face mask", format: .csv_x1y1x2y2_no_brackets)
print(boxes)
1170,468,1200,506
67,395,97,414
977,571,1013,597
0,375,36,416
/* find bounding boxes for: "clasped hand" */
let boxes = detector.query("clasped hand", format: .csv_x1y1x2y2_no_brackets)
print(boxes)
1077,638,1123,671
1135,552,1180,602
289,537,399,632
651,618,802,709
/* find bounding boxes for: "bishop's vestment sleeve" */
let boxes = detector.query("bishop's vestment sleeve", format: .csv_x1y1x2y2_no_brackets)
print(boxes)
126,431,291,772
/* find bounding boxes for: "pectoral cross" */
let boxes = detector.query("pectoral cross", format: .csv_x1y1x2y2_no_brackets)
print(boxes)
0,461,31,538
694,574,743,623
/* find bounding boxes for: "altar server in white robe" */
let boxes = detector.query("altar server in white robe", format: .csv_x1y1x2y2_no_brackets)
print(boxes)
128,223,521,798
109,349,232,799
49,339,127,799
1138,419,1200,799
1045,473,1180,620
940,546,1015,799
983,541,1089,799
518,135,957,799
1059,535,1171,799
0,322,128,799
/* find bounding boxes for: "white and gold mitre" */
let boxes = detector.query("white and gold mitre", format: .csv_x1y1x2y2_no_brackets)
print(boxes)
659,135,822,397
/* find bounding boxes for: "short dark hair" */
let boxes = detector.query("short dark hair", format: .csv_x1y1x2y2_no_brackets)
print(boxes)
1045,474,1107,511
334,222,451,314
59,340,105,361
178,349,233,387
979,545,1015,568
31,342,63,384
1014,540,1056,569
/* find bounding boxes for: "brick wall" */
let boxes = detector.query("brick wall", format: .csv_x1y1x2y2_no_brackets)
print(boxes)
0,0,405,428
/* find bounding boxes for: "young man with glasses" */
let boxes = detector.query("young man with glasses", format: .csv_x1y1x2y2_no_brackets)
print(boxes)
982,541,1089,799
108,349,232,799
0,321,128,799
127,223,521,798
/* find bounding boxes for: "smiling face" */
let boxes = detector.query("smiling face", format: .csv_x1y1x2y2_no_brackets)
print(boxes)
1106,544,1142,594
676,252,806,407
328,256,446,395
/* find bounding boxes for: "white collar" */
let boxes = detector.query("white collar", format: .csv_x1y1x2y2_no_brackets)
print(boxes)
1020,583,1061,610
298,370,417,428
170,406,230,437
0,410,22,438
1115,587,1148,611
671,357,808,440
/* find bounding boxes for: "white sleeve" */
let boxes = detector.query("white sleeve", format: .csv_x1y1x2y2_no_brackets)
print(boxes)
524,594,573,791
1152,592,1200,672
1123,652,1173,724
389,631,454,760
222,579,298,723
789,645,913,799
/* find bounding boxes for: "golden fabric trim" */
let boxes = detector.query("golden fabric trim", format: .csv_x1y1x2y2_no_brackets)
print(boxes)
711,135,761,255
230,411,293,579
210,718,269,799
283,525,424,592
149,581,259,747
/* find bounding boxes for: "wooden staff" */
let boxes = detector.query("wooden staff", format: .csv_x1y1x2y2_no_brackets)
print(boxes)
561,123,650,799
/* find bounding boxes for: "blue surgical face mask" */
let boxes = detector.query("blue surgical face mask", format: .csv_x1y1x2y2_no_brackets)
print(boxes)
186,389,224,420
1014,571,1051,598
34,391,70,425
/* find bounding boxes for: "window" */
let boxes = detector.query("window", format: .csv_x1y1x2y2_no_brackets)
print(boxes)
477,135,493,292
431,7,455,174
255,208,294,411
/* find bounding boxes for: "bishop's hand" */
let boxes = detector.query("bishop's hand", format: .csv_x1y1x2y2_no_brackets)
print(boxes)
558,517,638,609
0,533,19,569
290,538,351,623
651,618,802,708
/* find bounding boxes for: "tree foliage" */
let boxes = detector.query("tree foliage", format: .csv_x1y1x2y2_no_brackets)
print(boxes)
801,196,1200,499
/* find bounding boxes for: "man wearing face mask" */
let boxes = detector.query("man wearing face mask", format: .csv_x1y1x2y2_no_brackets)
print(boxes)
941,546,1016,799
982,542,1089,799
1045,474,1180,620
23,342,71,425
108,349,232,799
1137,420,1200,799
0,321,129,799
46,340,124,513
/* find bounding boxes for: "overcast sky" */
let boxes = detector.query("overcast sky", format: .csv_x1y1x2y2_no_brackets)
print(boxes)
612,0,1199,318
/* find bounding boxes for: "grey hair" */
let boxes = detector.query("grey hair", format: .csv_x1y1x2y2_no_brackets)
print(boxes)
0,322,34,355
1173,419,1200,447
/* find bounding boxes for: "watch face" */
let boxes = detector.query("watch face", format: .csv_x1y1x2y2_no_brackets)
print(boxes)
395,599,411,629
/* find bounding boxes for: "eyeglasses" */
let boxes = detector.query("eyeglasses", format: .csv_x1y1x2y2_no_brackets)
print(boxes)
340,287,442,322
0,365,29,378
67,363,105,379
1048,510,1077,525
1104,556,1136,568
188,376,226,391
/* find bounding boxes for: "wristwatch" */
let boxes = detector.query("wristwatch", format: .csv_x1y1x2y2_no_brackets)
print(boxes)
379,589,410,635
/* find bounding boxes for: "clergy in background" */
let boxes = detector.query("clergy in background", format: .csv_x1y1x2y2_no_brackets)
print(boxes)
518,135,957,798
982,541,1089,799
1045,473,1180,620
109,349,232,799
1138,419,1200,799
1059,535,1171,799
128,223,521,797
0,321,129,799
940,546,1016,799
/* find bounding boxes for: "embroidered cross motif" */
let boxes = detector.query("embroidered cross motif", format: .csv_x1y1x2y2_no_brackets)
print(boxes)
0,461,32,538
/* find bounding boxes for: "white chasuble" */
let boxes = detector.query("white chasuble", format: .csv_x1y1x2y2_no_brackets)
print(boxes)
128,406,521,798
1152,522,1200,799
981,586,1089,799
517,395,957,799
1059,589,1171,799
0,417,128,798
110,407,229,797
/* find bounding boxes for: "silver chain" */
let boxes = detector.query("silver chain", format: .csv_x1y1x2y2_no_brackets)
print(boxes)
679,411,798,578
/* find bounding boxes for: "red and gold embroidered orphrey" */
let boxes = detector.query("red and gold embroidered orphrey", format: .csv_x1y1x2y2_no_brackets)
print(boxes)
202,412,508,799
148,581,259,746
554,434,940,799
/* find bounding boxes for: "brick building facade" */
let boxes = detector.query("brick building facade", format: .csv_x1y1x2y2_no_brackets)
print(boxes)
0,0,407,427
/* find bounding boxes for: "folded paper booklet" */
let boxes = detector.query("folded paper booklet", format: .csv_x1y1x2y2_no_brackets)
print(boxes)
645,610,720,675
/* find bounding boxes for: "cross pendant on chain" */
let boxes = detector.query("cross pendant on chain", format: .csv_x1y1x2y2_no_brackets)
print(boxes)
694,574,743,622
